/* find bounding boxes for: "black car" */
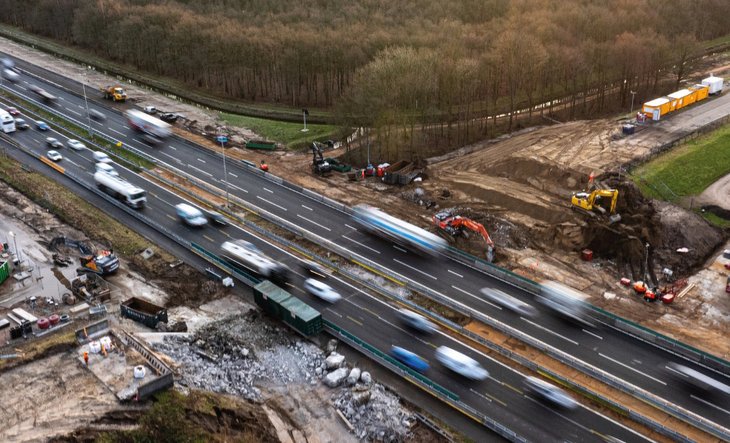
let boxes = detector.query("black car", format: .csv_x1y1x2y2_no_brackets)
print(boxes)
159,112,179,123
88,109,106,121
14,118,29,130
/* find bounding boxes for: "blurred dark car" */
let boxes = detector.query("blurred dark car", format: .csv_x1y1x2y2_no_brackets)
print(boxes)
159,112,179,123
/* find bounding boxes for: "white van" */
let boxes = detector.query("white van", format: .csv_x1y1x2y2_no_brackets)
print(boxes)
435,346,489,380
95,162,118,177
93,151,112,163
175,203,208,227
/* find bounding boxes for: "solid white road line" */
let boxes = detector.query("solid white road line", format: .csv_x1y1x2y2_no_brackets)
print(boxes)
393,258,437,280
227,183,248,193
393,245,408,253
522,318,579,345
448,269,463,278
108,127,126,137
65,107,81,117
297,213,331,231
187,164,212,177
341,235,380,254
690,395,730,416
256,195,287,211
599,353,667,385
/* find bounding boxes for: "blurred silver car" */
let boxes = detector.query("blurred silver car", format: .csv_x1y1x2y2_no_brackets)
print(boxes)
435,346,489,380
523,376,578,410
303,278,341,303
67,139,86,151
397,309,436,334
480,287,538,318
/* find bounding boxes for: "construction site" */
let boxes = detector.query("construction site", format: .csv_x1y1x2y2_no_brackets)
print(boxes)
0,31,729,443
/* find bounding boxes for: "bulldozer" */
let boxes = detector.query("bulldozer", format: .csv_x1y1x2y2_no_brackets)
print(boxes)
571,189,621,224
433,211,495,262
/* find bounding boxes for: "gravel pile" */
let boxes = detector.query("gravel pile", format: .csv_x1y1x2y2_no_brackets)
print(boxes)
154,310,323,400
333,383,416,442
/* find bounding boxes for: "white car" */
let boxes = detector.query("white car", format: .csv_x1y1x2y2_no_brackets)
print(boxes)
46,137,63,149
67,139,86,151
523,376,578,410
46,150,62,162
143,106,157,114
435,346,489,380
303,278,342,303
397,309,437,334
95,162,118,176
93,151,112,163
480,288,538,318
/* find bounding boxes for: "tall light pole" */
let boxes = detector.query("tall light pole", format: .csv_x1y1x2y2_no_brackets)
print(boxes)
630,90,637,114
8,231,21,266
82,72,93,137
217,135,229,208
301,108,309,132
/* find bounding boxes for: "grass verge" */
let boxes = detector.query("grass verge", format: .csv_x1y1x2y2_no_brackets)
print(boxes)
630,123,730,200
220,112,341,149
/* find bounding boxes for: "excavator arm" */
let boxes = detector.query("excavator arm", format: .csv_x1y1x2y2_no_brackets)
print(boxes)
433,212,495,261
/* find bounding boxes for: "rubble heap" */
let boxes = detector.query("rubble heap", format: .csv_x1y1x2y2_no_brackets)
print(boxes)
333,383,416,442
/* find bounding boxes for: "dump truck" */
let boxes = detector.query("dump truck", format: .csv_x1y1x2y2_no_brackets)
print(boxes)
100,85,127,102
253,280,322,336
121,297,168,329
125,109,172,139
94,171,147,209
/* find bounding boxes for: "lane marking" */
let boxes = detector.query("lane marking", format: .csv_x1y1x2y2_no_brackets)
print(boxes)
187,164,212,177
501,382,523,395
134,138,145,144
301,204,313,211
347,315,363,327
64,158,84,169
108,127,126,137
123,125,131,130
227,183,248,193
229,172,238,178
450,285,502,310
483,392,507,407
341,235,380,254
690,395,730,416
324,308,343,318
393,245,408,253
297,213,331,231
65,107,81,117
256,195,287,211
448,269,463,278
522,318,579,345
219,229,231,238
160,151,183,164
469,388,493,403
165,214,176,221
203,235,215,243
263,187,274,193
582,329,604,340
393,258,437,280
197,158,206,163
344,224,358,231
16,85,27,91
169,145,177,150
599,353,667,385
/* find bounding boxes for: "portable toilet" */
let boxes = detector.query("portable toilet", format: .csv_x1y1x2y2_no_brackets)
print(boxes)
701,75,724,95
642,97,670,120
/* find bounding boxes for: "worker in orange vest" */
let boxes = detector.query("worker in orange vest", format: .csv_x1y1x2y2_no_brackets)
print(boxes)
83,351,89,366
260,160,269,172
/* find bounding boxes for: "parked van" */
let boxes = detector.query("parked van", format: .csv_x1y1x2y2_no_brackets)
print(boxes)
175,203,208,227
435,346,489,380
95,162,118,177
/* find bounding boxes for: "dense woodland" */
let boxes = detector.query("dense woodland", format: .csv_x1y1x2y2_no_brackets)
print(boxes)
2,0,730,158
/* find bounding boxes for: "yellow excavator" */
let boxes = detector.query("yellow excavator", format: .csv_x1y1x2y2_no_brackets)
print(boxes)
571,189,621,224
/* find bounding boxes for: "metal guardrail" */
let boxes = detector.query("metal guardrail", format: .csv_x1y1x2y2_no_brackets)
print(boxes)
324,320,528,443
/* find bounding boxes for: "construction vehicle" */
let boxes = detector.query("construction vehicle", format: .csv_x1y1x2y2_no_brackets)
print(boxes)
79,249,119,275
100,85,127,102
311,142,332,176
433,211,495,262
571,188,621,224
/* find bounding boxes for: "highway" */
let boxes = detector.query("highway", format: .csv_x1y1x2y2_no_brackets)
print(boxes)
2,53,730,434
0,100,649,442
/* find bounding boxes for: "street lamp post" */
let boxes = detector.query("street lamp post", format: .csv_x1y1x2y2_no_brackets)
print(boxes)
82,75,93,137
8,231,22,266
217,135,229,208
301,108,309,132
630,90,637,114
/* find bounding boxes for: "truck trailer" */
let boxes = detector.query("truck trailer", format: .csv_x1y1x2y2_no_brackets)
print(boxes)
121,297,168,329
125,109,171,139
253,280,322,336
94,171,146,209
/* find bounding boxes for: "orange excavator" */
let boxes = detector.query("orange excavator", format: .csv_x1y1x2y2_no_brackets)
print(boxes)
433,211,495,262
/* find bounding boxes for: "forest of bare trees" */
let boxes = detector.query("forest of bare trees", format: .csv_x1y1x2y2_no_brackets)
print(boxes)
2,0,729,158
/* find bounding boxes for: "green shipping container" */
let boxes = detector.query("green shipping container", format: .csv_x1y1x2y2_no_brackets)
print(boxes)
246,140,277,151
0,260,9,285
253,281,323,336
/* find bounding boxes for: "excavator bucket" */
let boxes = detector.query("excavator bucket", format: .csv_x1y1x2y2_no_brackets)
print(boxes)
486,247,495,263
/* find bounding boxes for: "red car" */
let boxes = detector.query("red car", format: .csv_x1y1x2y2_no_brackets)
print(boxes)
6,107,19,116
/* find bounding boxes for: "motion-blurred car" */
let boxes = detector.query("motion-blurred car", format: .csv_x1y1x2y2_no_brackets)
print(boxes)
523,377,578,410
397,309,436,334
95,162,118,177
2,68,19,82
46,150,62,162
14,118,29,130
143,106,157,114
6,107,20,116
67,139,86,151
300,259,326,277
390,346,429,373
93,151,112,163
35,121,49,131
202,208,227,226
435,346,489,380
303,278,341,303
480,288,538,318
88,109,106,121
46,137,64,149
